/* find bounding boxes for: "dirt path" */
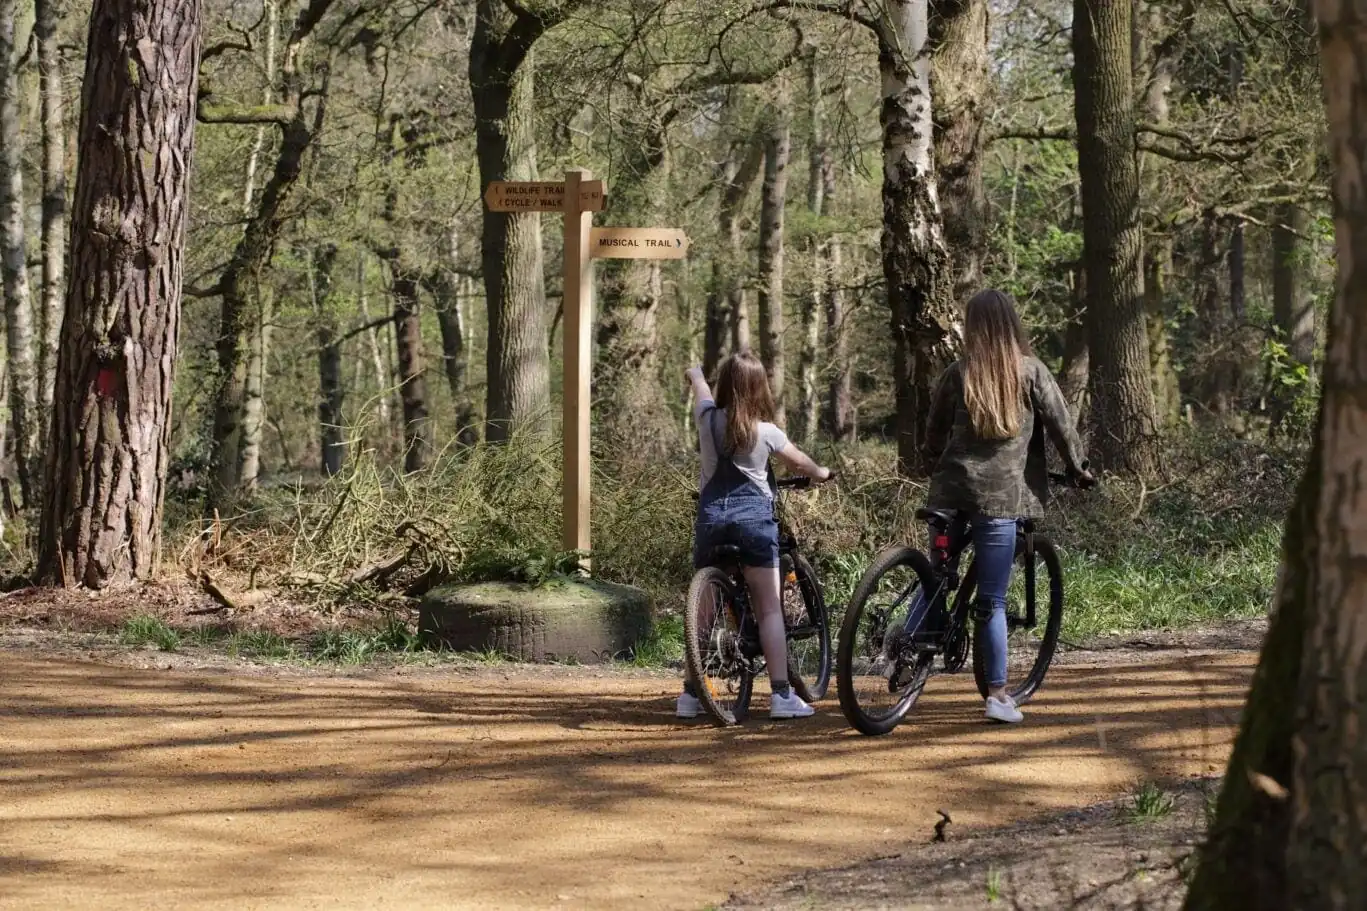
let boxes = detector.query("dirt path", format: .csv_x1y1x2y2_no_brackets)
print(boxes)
1,642,1252,910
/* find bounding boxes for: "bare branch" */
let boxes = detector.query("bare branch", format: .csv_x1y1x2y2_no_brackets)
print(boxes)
202,38,253,63
336,313,399,345
749,0,878,34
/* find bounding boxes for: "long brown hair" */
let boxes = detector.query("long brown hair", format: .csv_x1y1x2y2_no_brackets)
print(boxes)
962,289,1031,440
714,351,775,454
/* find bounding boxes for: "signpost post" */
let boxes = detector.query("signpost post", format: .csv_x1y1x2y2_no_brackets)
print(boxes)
483,172,690,561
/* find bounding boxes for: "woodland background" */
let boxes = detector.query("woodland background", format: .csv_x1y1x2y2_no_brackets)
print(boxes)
0,0,1321,632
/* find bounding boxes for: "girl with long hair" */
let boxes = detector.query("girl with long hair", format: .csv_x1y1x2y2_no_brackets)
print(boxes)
679,351,834,720
920,289,1093,723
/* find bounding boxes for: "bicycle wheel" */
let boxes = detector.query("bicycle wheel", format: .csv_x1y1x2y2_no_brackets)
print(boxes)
968,535,1064,706
783,553,831,703
684,566,755,726
836,545,941,736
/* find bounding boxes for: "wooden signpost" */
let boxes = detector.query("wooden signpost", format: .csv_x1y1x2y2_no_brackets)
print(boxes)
485,170,689,559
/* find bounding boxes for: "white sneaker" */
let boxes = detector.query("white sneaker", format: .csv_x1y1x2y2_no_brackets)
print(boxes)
770,690,815,720
676,692,702,719
985,695,1023,724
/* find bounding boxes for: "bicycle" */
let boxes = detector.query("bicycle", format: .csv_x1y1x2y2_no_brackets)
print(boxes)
683,476,833,725
835,471,1087,736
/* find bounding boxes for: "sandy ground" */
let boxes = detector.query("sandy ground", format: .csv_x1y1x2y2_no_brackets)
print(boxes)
0,639,1252,910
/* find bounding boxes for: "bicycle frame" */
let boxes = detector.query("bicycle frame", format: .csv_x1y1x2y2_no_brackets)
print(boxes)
917,514,1042,638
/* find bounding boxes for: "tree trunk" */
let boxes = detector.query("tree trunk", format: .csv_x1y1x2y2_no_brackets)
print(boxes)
357,252,393,443
37,0,202,587
1135,0,1185,428
237,286,271,491
426,235,478,447
471,2,548,442
796,55,825,444
593,116,673,458
1271,201,1315,427
0,0,36,505
389,266,430,473
879,2,955,476
1183,427,1317,910
311,244,344,476
1229,221,1247,324
1285,7,1367,899
929,0,989,306
1072,0,1159,474
1189,8,1367,905
825,234,853,441
757,103,790,425
1059,262,1090,420
704,141,762,376
35,0,66,455
241,0,278,214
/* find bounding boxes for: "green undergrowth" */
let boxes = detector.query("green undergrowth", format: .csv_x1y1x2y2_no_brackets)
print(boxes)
136,425,1299,668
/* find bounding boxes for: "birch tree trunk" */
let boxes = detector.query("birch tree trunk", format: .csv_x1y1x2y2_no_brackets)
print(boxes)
37,0,202,587
879,1,955,476
757,100,790,425
1072,0,1159,473
797,54,825,444
237,286,271,491
35,0,66,453
0,0,36,505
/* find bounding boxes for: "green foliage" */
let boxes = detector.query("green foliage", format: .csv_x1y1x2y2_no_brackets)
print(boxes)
229,630,293,660
119,615,180,651
629,614,684,668
459,543,586,588
986,867,1004,903
308,619,421,664
1124,782,1176,824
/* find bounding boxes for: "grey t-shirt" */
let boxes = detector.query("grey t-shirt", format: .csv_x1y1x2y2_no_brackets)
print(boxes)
696,400,789,498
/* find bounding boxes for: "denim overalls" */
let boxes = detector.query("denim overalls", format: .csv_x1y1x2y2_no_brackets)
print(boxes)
692,406,780,570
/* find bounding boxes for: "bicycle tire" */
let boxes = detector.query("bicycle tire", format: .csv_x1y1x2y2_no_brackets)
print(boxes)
684,566,754,726
787,553,832,703
836,545,939,736
968,535,1064,706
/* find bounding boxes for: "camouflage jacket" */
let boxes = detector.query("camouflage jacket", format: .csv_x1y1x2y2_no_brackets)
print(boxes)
924,357,1087,519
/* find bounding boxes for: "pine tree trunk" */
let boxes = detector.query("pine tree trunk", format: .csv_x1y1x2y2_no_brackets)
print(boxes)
311,244,344,476
1183,428,1317,910
705,141,762,376
1285,7,1367,898
35,0,66,454
930,0,988,306
389,267,430,473
471,2,548,442
37,0,202,587
757,105,790,425
0,0,36,505
879,2,955,476
1072,0,1159,473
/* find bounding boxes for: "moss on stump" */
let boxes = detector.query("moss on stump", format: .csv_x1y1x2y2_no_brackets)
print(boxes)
418,578,654,663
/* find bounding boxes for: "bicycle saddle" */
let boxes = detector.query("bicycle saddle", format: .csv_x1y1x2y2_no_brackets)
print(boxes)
708,544,744,565
915,508,961,528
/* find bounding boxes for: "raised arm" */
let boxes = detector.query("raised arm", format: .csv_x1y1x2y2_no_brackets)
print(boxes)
774,442,832,482
1029,361,1087,474
684,366,714,416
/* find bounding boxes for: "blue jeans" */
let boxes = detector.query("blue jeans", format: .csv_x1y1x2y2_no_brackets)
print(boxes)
901,517,1017,689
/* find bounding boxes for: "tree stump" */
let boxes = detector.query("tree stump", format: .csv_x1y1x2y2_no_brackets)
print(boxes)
419,578,653,663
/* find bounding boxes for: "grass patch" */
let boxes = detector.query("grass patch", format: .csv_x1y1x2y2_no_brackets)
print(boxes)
229,630,294,660
986,867,1003,903
1123,782,1176,824
306,619,422,664
119,615,180,651
629,614,684,667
